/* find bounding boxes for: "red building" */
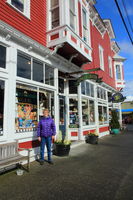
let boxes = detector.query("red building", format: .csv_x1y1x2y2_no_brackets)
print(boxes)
0,0,125,160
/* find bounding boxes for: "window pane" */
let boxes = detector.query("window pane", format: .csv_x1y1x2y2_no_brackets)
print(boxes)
17,53,31,79
83,9,87,27
70,11,75,30
90,100,95,125
51,8,59,28
82,99,89,126
81,81,85,95
33,59,44,83
86,82,90,96
70,0,75,13
39,89,54,119
11,0,24,12
59,78,64,93
51,0,59,8
103,107,108,123
69,98,79,128
15,84,37,133
69,80,77,94
0,45,6,69
98,106,103,125
45,65,54,86
116,65,121,80
0,80,4,135
90,84,94,97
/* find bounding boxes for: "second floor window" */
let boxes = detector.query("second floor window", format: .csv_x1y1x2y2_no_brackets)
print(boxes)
50,0,59,29
0,45,6,69
108,56,113,77
99,45,104,70
116,65,121,80
82,8,87,42
11,0,24,12
69,0,76,31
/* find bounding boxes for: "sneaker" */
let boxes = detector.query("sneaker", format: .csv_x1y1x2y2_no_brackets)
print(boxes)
48,160,54,165
40,160,44,165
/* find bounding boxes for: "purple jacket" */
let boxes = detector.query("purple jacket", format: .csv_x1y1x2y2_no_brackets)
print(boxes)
37,117,56,137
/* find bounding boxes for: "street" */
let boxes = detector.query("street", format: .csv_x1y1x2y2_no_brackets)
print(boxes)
1,132,133,200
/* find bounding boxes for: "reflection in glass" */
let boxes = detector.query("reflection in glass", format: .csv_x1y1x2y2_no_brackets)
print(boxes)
69,98,78,128
33,60,44,83
0,80,4,135
17,53,31,79
0,45,6,69
11,0,24,12
59,78,64,94
45,65,54,86
69,80,77,94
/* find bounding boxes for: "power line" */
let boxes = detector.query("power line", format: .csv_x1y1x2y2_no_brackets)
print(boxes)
114,0,133,45
121,0,133,34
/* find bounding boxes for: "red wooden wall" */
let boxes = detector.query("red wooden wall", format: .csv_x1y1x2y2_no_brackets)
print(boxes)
0,0,47,46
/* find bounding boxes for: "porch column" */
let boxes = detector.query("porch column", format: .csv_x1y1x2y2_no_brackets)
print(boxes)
78,83,83,140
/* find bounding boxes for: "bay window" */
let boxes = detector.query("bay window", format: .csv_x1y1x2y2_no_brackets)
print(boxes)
116,65,121,80
0,45,6,69
0,80,4,135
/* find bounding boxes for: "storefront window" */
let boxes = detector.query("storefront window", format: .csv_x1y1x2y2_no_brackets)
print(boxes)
98,105,108,125
0,45,6,69
15,84,37,132
39,89,54,119
45,65,54,86
90,100,95,125
0,80,4,135
81,81,94,97
17,53,31,79
86,82,90,96
33,60,44,83
69,98,78,128
59,78,64,93
90,84,94,97
82,99,89,126
97,87,106,100
81,81,85,95
69,80,77,94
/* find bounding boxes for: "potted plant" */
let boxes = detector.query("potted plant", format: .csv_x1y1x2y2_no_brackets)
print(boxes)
53,131,71,156
110,110,120,134
85,131,99,144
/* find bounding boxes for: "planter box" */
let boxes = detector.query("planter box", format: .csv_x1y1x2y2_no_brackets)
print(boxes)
85,135,98,144
111,128,120,134
53,144,71,156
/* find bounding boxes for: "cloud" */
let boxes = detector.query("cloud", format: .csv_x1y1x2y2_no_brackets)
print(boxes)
123,80,133,101
118,41,133,57
127,7,133,16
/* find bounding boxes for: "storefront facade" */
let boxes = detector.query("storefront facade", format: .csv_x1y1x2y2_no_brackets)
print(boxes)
0,0,125,161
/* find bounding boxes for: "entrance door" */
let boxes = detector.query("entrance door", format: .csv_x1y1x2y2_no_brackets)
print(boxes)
59,95,66,140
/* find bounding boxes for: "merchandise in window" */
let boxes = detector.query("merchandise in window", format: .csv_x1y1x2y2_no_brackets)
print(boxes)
0,45,6,69
33,60,44,83
45,65,54,86
98,105,108,125
11,0,24,12
90,100,95,125
15,84,37,132
0,80,4,135
69,98,79,128
50,0,59,28
39,89,54,119
69,80,77,94
17,53,31,79
82,99,89,126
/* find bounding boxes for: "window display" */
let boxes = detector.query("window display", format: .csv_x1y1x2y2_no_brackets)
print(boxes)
0,80,4,135
98,105,108,125
0,45,6,69
82,99,89,126
15,84,37,132
39,89,54,119
69,98,79,128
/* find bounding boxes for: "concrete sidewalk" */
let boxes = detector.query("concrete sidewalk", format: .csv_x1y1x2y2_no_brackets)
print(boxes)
1,132,133,200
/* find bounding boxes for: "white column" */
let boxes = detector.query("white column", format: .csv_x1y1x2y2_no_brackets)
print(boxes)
54,68,59,138
78,83,83,140
64,80,70,140
95,84,99,135
119,103,122,128
6,46,17,140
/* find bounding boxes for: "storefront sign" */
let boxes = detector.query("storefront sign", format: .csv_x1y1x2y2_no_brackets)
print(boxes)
112,93,126,103
76,74,102,85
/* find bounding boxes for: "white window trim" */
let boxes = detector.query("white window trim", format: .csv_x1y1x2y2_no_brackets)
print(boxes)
6,0,31,19
108,56,113,78
99,45,104,70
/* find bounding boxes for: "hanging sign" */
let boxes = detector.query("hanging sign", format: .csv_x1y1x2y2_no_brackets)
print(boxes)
112,93,126,103
76,73,102,85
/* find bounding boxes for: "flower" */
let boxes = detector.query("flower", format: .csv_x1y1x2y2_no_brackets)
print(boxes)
87,131,99,137
54,131,71,145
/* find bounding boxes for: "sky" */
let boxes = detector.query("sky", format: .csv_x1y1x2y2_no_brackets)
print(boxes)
95,0,133,101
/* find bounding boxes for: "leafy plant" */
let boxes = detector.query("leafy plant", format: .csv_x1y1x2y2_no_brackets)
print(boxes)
110,110,120,129
87,131,98,137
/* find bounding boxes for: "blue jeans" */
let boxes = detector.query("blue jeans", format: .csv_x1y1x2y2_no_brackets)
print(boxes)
40,136,52,161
